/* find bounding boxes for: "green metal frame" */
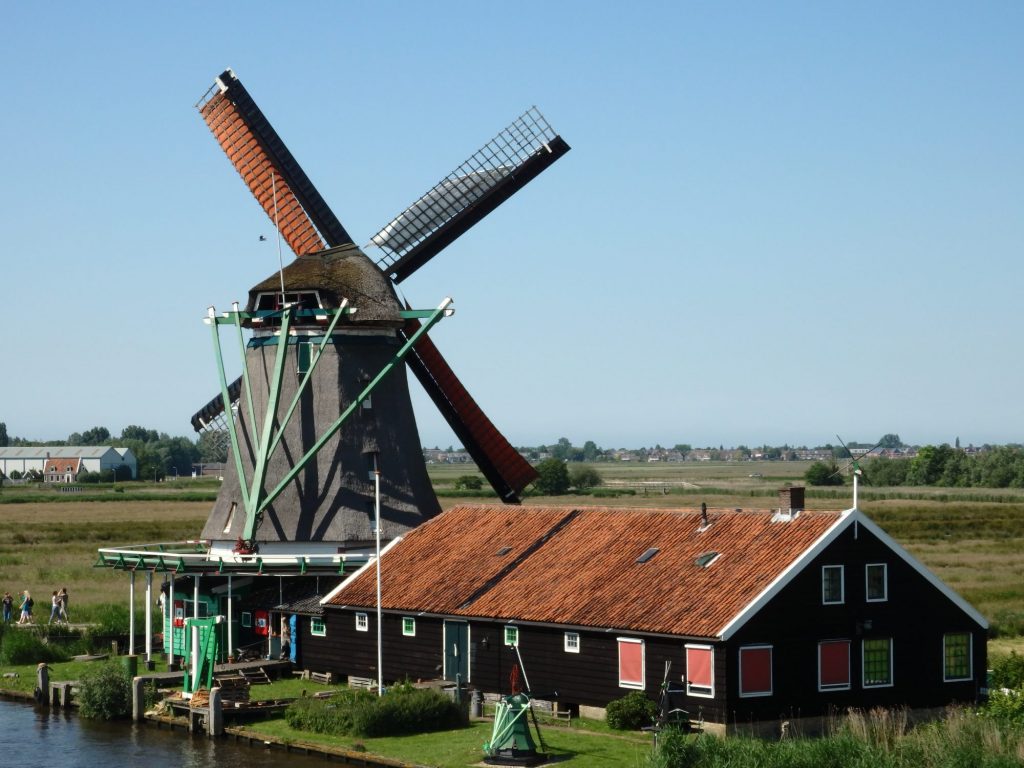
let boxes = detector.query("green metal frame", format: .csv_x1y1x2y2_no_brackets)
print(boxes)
182,616,221,694
204,298,453,544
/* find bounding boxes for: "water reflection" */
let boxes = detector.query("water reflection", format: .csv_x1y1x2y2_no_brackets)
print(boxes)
0,699,328,768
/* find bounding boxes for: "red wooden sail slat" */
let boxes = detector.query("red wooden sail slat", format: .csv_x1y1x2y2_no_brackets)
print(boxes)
200,91,325,256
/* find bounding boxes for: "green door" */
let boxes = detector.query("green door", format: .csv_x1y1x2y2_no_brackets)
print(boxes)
444,620,469,682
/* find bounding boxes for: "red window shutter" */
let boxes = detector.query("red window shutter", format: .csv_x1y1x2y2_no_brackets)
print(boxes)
740,647,772,694
686,646,713,688
618,640,644,686
819,640,850,687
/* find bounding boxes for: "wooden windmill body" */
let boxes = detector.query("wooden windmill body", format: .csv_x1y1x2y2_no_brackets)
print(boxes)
193,70,569,557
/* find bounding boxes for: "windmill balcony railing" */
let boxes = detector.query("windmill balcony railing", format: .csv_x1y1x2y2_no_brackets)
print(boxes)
96,541,370,575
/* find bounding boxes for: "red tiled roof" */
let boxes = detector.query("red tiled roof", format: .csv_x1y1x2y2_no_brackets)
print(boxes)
327,504,844,638
44,457,81,473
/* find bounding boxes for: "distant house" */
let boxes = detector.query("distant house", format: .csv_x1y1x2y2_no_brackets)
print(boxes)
320,490,986,734
0,446,138,479
44,457,82,483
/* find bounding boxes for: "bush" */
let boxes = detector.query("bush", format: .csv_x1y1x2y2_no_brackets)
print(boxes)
453,475,483,490
991,652,1024,689
0,625,69,665
285,684,465,737
85,603,130,636
569,466,602,489
534,459,570,495
606,690,657,730
77,661,132,719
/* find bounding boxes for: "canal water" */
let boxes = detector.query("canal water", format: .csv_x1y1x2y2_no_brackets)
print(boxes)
0,698,329,768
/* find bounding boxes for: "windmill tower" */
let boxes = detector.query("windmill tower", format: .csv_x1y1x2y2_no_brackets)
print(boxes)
192,70,570,557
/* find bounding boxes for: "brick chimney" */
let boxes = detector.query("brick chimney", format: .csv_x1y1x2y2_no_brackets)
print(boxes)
779,486,805,513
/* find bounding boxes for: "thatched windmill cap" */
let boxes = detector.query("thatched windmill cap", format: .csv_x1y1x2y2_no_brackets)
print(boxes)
247,244,403,327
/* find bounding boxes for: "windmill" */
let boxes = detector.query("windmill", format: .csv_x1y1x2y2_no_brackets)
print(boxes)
192,70,570,555
833,435,884,508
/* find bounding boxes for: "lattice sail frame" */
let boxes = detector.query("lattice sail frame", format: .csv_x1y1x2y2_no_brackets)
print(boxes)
368,107,559,272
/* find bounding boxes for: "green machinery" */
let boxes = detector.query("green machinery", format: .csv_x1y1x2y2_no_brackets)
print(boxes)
483,654,549,766
182,616,223,695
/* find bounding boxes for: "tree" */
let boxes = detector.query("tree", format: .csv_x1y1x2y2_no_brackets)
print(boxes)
863,457,910,486
569,466,602,489
0,422,8,447
534,458,570,495
877,433,903,450
582,440,600,462
197,430,229,463
453,475,483,490
673,444,691,458
906,444,954,486
805,460,844,486
79,426,111,446
121,425,159,443
550,437,573,462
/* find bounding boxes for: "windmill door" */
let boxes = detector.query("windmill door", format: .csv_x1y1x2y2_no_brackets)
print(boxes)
443,620,469,683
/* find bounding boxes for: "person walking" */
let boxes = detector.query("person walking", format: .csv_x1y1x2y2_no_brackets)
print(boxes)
1,592,12,623
48,591,61,624
58,587,69,623
18,591,32,624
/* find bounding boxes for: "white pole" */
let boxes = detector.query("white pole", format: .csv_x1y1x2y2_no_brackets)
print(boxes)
168,577,175,665
128,571,136,656
227,574,234,662
853,469,860,509
375,453,383,696
192,576,200,683
145,571,153,665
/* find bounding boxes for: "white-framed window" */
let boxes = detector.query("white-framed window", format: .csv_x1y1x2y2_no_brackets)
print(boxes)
504,625,519,647
866,563,888,602
403,617,416,637
355,612,368,632
311,618,326,637
738,645,772,698
685,644,714,698
617,638,645,689
241,612,252,628
862,638,894,688
564,631,580,653
943,633,972,682
822,565,844,605
818,639,851,691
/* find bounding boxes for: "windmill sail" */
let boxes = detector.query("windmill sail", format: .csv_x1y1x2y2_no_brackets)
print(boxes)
369,106,570,284
196,69,353,254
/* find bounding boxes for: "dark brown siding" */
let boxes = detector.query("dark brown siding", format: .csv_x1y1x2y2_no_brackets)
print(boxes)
725,523,987,725
323,609,444,683
294,615,335,674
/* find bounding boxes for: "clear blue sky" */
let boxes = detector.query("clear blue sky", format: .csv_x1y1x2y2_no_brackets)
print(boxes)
2,2,1021,450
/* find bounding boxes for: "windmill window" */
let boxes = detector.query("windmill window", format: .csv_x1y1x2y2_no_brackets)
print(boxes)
818,640,851,691
564,632,580,653
311,618,326,637
504,626,518,647
685,644,714,697
822,565,844,604
403,617,416,637
296,341,312,376
866,563,888,602
695,551,719,568
738,645,773,697
362,394,372,410
617,638,645,689
636,547,659,564
356,612,368,632
862,638,893,687
943,633,972,682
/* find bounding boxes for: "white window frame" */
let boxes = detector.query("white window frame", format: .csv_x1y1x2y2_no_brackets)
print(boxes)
862,637,894,689
504,625,519,647
402,617,416,637
817,639,852,692
617,637,645,690
738,644,773,698
311,617,326,637
822,565,845,605
355,612,368,632
685,643,715,698
943,632,973,682
865,563,888,602
241,611,252,628
564,631,580,653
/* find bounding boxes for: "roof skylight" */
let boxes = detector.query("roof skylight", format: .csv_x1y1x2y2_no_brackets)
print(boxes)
636,547,660,564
